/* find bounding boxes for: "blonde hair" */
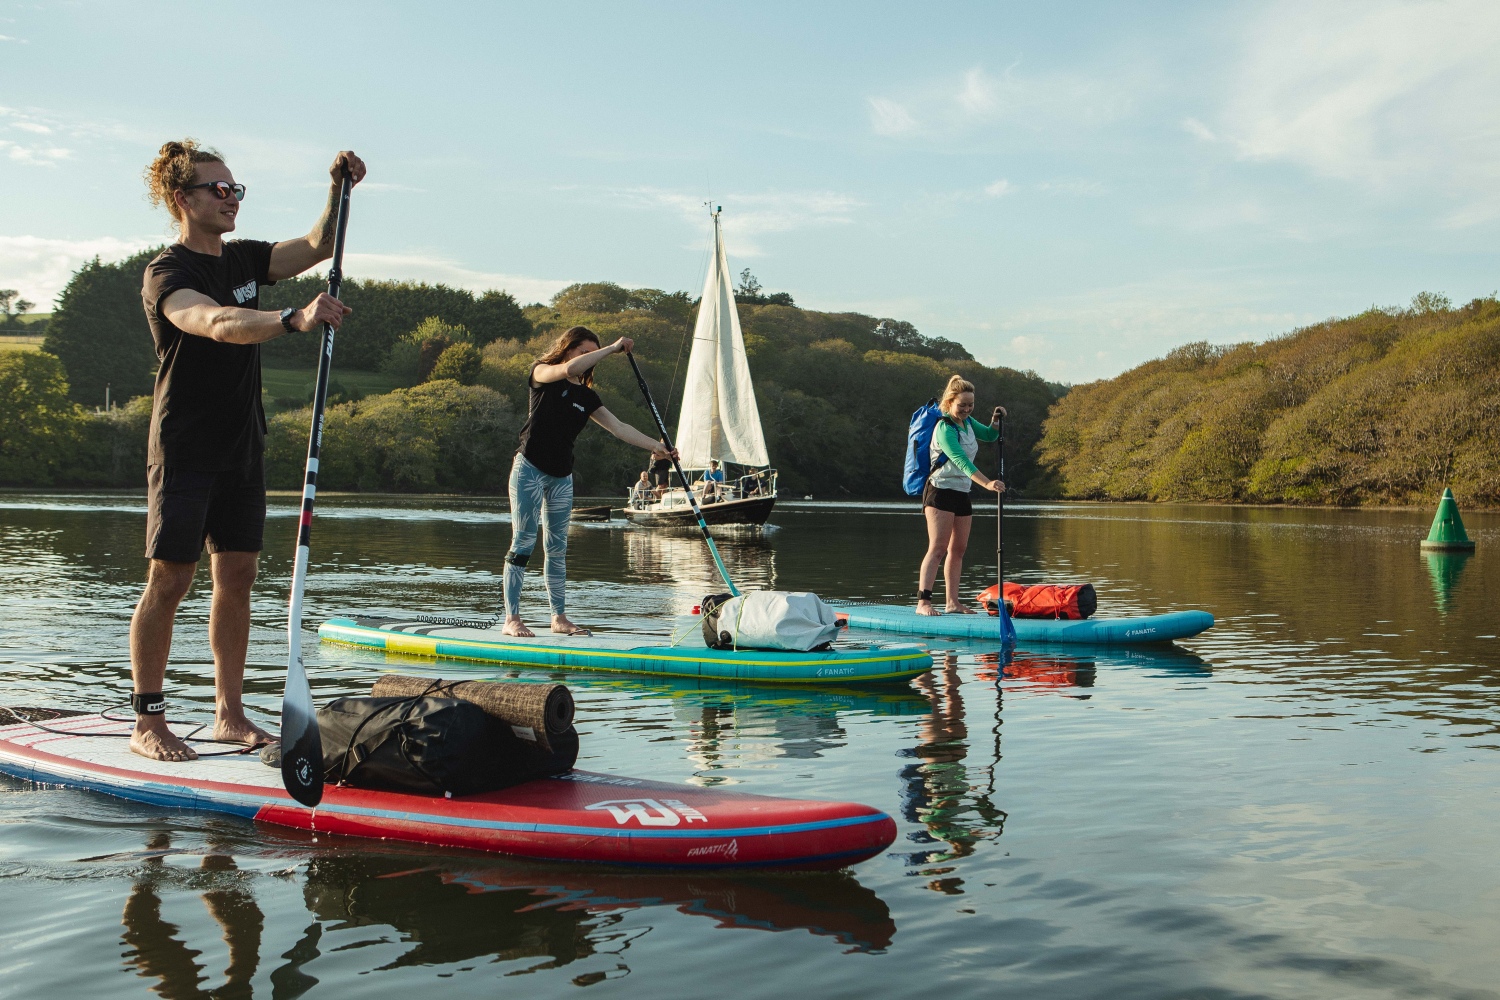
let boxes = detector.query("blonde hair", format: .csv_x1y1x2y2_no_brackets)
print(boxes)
939,375,975,413
144,139,224,226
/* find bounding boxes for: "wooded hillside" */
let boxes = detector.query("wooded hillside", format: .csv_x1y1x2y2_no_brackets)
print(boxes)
16,258,1057,498
1038,295,1500,506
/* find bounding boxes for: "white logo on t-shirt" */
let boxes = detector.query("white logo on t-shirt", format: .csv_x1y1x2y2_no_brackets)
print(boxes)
231,279,257,304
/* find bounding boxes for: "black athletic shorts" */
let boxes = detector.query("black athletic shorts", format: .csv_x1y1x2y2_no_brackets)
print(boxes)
922,482,973,517
144,458,267,563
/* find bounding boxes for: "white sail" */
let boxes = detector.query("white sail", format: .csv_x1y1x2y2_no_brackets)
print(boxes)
674,211,770,469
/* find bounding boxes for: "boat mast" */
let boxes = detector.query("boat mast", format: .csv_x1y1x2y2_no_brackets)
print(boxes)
710,205,723,471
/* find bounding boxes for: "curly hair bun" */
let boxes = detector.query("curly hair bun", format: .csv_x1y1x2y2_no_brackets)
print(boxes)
145,138,223,225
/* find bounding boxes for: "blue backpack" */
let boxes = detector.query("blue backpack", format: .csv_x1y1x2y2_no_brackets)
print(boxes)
903,399,949,496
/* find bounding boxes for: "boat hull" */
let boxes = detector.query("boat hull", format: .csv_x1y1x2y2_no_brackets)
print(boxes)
623,494,775,526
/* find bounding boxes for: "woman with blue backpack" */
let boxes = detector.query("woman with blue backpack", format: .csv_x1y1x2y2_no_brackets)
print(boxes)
910,375,1006,616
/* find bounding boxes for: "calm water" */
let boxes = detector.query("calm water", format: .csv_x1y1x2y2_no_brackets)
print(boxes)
1,493,1497,999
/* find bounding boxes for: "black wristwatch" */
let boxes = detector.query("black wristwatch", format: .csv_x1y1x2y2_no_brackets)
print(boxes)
279,307,297,333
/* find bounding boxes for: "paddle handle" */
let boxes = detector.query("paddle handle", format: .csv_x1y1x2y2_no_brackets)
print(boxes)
625,352,740,597
281,169,353,807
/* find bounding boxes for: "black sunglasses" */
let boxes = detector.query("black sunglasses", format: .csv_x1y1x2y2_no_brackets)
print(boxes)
183,180,246,201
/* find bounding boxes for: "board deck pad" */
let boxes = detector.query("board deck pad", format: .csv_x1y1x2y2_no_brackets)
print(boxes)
319,615,932,684
834,604,1214,645
0,713,896,869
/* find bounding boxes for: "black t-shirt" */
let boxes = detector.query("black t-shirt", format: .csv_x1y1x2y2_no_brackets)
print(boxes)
515,364,603,477
141,240,276,471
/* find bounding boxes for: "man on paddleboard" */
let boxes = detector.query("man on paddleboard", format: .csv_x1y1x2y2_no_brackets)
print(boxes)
131,140,366,762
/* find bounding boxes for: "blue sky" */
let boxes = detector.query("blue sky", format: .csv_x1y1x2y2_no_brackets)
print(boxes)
3,1,1498,382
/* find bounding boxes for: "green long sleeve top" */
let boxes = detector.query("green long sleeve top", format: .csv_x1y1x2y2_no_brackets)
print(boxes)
929,416,999,490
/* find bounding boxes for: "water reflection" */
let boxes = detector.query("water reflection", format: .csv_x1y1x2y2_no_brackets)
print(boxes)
6,494,1500,998
898,655,1007,878
1423,551,1472,615
625,526,777,593
116,833,271,1000
109,832,895,993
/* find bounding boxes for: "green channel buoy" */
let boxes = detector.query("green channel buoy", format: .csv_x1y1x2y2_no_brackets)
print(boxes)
1420,488,1476,552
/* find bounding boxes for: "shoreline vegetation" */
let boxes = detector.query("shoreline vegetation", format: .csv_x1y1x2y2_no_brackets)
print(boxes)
1039,292,1500,508
3,251,1496,508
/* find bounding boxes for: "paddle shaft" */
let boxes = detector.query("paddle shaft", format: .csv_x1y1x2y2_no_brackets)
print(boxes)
624,352,740,596
996,414,1006,590
281,170,353,807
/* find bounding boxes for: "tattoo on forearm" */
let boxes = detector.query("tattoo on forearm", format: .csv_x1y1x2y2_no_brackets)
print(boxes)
316,184,339,247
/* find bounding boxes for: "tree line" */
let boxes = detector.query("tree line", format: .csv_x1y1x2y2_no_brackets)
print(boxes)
1037,294,1500,507
7,256,1056,497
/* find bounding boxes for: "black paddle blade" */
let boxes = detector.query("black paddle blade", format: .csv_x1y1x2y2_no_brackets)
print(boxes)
279,660,322,807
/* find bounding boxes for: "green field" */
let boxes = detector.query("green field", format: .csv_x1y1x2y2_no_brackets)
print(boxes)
261,364,404,413
0,335,44,353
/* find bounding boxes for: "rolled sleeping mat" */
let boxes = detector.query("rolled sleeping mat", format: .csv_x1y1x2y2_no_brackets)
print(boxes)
371,675,574,753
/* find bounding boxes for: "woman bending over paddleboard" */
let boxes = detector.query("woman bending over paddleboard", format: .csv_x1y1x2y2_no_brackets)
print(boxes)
504,326,675,637
917,376,1005,616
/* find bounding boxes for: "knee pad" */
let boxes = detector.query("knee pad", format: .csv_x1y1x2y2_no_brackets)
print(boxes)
507,551,531,568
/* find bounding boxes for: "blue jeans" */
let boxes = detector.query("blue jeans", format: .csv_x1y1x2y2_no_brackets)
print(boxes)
504,454,574,620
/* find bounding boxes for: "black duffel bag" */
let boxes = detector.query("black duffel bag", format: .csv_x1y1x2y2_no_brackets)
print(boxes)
316,695,577,797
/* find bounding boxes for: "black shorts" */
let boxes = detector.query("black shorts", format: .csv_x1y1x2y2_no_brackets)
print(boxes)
922,482,973,516
651,469,673,487
145,459,267,563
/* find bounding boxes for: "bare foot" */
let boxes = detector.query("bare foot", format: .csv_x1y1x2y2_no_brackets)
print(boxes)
551,615,591,637
916,600,941,617
130,721,198,762
214,715,277,748
946,604,977,615
502,617,535,638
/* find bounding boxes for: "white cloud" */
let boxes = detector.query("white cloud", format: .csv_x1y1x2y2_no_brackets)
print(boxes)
867,97,919,136
0,235,158,308
971,275,1309,381
1181,117,1216,142
0,236,575,311
342,252,572,305
1,140,70,165
581,185,862,256
1214,0,1500,224
867,63,1139,140
956,67,999,115
11,121,50,134
984,179,1014,198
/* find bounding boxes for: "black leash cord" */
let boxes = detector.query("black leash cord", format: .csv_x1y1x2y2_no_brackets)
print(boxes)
0,706,273,757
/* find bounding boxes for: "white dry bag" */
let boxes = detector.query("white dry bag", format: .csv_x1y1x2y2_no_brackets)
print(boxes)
701,591,841,652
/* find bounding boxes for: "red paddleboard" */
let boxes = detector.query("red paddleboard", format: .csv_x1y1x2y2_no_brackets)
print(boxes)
0,711,894,869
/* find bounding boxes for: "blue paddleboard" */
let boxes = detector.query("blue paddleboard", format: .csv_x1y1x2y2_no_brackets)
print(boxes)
833,604,1213,645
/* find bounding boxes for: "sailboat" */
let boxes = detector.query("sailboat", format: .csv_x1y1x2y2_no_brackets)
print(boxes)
624,208,778,526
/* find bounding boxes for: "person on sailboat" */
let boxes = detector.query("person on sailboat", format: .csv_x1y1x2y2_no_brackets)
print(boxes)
917,375,1006,617
504,326,675,637
703,460,726,502
649,448,673,497
630,471,654,506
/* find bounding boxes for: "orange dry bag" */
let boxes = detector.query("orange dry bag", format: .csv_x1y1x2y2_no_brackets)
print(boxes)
977,582,1098,620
